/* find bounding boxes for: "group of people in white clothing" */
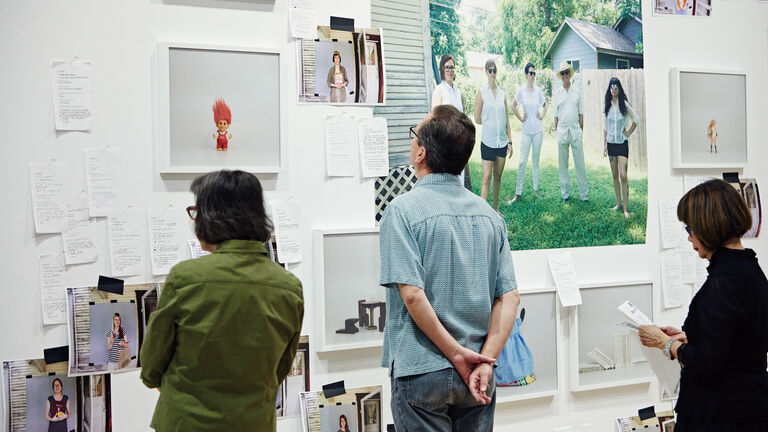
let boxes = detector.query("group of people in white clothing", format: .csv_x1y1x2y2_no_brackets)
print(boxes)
430,55,639,218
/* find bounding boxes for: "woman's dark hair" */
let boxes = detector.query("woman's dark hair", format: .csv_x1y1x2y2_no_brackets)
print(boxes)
339,414,350,432
417,105,475,175
524,62,535,75
113,313,125,339
439,54,455,81
604,77,629,117
484,58,497,72
52,378,63,390
191,170,272,244
677,179,753,251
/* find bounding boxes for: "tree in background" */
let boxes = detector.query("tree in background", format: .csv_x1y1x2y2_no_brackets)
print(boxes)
496,0,620,70
617,0,643,53
430,0,466,72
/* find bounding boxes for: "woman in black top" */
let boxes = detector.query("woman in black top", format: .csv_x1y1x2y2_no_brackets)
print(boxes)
639,179,768,431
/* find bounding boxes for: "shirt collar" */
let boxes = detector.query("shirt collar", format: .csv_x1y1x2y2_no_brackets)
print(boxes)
213,239,268,255
414,173,462,188
707,247,756,271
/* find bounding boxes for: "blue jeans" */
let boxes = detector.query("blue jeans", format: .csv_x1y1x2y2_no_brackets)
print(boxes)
391,367,496,432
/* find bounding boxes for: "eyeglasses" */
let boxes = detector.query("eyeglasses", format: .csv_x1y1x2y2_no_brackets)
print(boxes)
610,84,619,89
445,65,455,71
409,126,420,140
684,226,692,235
487,68,497,74
560,70,570,76
527,71,536,77
186,206,198,220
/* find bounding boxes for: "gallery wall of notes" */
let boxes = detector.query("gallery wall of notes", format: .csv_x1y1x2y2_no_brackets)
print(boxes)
2,0,768,431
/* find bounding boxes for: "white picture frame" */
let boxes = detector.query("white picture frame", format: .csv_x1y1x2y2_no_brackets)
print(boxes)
568,280,654,392
496,287,561,403
313,227,384,352
156,42,283,174
669,67,748,168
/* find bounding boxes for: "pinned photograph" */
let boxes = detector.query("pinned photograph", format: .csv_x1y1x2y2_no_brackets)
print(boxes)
277,336,310,419
67,284,154,376
2,358,111,432
300,385,382,432
298,26,386,105
654,0,712,16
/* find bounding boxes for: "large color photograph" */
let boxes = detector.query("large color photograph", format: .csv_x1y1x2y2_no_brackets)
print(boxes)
430,0,647,250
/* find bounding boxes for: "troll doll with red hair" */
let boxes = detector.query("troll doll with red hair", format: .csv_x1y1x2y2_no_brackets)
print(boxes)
212,98,232,151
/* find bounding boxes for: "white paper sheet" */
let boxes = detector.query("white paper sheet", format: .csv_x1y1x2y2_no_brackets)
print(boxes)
683,174,717,193
188,239,211,259
29,162,69,233
39,254,67,325
358,117,390,177
84,148,121,217
148,208,185,275
325,114,356,177
271,200,302,264
676,245,698,285
61,200,98,265
660,252,684,309
51,60,93,131
548,251,582,306
289,0,317,39
107,209,147,277
658,196,685,249
617,300,653,326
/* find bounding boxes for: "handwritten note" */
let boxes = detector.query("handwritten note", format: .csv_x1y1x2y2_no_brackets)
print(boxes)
148,208,184,275
61,200,98,265
84,148,121,217
659,196,685,249
548,251,582,307
29,163,69,233
39,254,67,325
289,0,317,39
51,60,93,131
271,200,302,264
188,239,211,259
325,114,356,177
358,117,389,178
107,209,147,277
660,252,684,309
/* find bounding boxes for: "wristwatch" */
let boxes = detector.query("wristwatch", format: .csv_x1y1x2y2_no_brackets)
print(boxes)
663,338,676,360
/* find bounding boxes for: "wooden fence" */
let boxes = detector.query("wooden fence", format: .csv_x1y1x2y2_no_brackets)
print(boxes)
581,69,647,170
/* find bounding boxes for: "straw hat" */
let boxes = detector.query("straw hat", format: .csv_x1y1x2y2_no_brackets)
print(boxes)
557,60,574,77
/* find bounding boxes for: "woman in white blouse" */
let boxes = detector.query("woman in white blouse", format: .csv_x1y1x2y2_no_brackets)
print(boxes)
474,59,511,211
431,54,463,112
602,77,638,219
510,62,547,203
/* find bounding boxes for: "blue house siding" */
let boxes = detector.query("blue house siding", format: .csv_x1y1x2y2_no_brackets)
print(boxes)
616,19,642,44
597,52,643,69
550,27,597,71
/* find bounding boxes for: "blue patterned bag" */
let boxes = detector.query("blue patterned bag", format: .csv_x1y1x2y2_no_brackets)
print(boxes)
494,316,536,387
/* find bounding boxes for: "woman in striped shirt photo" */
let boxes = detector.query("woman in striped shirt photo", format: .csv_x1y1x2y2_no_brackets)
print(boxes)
106,312,129,370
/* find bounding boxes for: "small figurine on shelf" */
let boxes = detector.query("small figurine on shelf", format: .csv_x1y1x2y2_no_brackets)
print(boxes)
212,98,232,151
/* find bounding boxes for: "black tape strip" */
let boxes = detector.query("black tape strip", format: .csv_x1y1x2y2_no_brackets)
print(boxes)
110,300,117,303
98,275,124,295
332,38,338,42
89,302,95,305
48,372,55,376
44,346,68,364
130,299,135,303
26,375,32,379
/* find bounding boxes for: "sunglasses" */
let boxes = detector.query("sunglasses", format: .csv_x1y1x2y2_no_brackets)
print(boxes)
610,84,619,89
409,126,420,140
487,68,497,74
560,70,570,76
187,205,197,220
445,65,455,71
527,71,536,77
684,226,691,235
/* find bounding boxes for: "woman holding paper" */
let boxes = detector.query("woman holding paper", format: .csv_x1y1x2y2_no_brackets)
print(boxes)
140,170,304,431
639,179,768,431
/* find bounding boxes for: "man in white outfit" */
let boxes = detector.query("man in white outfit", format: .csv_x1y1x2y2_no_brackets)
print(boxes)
553,61,588,203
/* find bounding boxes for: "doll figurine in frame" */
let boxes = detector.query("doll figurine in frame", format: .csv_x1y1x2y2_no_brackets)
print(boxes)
212,98,232,151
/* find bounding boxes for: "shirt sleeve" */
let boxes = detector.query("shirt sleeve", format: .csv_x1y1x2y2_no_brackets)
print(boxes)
552,89,560,117
676,277,750,375
514,88,522,105
578,89,585,115
139,275,181,389
276,331,301,384
379,205,425,290
495,222,517,298
538,87,545,106
626,102,639,125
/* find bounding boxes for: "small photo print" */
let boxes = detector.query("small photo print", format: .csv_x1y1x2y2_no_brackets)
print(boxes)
277,336,309,419
300,385,382,432
26,374,77,432
654,0,711,15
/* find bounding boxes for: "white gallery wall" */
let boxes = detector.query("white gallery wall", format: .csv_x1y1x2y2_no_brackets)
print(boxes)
0,0,766,431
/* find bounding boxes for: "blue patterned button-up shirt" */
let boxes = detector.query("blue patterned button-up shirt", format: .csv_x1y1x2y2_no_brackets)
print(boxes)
379,173,517,378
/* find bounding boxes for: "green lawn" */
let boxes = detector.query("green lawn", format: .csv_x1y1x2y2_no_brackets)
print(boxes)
468,133,648,250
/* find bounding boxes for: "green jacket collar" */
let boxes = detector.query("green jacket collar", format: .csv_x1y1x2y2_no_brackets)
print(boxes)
213,239,268,255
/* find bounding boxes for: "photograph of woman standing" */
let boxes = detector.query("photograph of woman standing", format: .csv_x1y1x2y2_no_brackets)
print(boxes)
474,59,512,211
510,62,547,203
45,378,70,432
707,119,718,153
602,77,638,219
327,51,349,103
107,312,129,370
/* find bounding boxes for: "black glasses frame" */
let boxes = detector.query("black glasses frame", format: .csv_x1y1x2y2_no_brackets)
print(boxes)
409,126,420,140
187,205,198,220
527,71,536,77
684,226,692,235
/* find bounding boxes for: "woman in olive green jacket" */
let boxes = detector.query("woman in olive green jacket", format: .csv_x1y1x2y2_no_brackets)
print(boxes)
140,170,304,432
